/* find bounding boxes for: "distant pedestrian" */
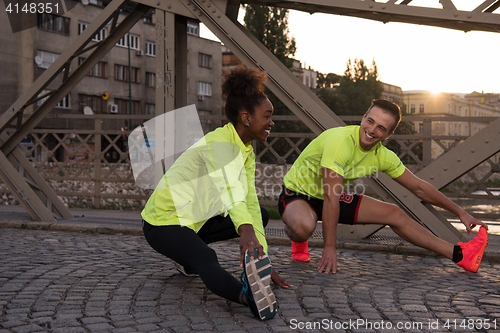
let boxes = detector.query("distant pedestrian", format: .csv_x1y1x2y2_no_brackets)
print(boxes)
142,65,291,320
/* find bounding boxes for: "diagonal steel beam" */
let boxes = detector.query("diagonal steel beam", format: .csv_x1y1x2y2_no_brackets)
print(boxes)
416,117,500,190
0,149,56,221
176,0,465,242
243,0,500,33
0,0,150,221
1,0,150,155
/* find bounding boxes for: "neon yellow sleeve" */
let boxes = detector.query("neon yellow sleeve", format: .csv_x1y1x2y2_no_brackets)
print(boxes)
320,135,354,177
380,148,406,179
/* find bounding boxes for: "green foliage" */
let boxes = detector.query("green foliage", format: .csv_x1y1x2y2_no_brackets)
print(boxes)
243,5,297,67
335,58,384,115
316,58,383,116
317,73,341,89
244,4,311,164
264,206,282,220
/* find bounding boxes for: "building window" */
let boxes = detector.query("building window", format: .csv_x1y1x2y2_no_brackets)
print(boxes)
198,110,212,126
198,53,212,68
79,94,106,114
35,50,60,69
114,64,139,83
145,103,155,115
187,21,198,36
38,13,70,34
410,104,415,114
198,82,212,96
115,98,140,115
145,41,155,57
78,22,107,41
36,90,70,108
79,58,106,78
419,104,425,113
146,72,155,88
418,123,423,134
57,94,70,108
116,33,140,50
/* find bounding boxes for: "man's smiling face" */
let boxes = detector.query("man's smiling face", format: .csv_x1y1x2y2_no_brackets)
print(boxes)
358,106,397,151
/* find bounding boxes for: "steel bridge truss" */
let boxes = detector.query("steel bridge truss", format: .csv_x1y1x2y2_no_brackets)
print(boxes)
1,0,499,241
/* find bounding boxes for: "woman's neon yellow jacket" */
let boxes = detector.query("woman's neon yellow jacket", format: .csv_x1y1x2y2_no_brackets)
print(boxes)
141,122,268,254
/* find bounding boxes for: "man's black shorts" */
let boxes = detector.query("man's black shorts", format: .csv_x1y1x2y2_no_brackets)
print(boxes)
278,186,363,224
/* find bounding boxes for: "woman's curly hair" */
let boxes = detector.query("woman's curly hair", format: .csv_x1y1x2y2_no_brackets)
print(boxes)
222,65,268,125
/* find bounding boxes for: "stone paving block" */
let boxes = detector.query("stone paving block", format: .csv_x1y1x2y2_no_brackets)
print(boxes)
111,327,138,333
10,324,44,333
134,323,160,331
0,320,28,329
50,327,86,333
170,325,191,332
80,316,110,325
29,316,53,326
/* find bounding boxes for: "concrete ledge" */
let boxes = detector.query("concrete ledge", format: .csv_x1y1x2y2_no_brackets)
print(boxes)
0,220,143,236
2,221,499,263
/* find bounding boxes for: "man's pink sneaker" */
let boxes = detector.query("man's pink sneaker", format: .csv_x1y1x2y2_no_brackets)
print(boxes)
291,240,310,262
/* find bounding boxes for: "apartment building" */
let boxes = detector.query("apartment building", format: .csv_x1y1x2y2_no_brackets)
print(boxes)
1,3,223,160
403,91,500,159
381,82,403,107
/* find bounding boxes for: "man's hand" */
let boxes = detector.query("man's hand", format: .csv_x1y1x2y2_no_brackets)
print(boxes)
460,212,489,235
238,224,263,267
271,269,293,288
318,245,339,274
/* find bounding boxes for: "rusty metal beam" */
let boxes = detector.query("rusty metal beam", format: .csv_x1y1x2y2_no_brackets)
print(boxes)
242,0,500,33
416,117,500,189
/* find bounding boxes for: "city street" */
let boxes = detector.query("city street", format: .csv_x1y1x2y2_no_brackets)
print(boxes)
1,227,499,333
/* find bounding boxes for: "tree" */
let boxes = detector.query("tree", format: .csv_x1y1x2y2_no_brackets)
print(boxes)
317,73,341,89
243,5,296,68
335,58,384,115
244,5,310,164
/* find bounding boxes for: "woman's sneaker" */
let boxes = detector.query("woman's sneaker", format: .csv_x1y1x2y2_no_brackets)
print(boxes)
173,262,199,277
241,248,277,320
457,226,488,273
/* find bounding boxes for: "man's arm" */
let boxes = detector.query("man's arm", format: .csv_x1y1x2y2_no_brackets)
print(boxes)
394,168,488,234
319,167,344,273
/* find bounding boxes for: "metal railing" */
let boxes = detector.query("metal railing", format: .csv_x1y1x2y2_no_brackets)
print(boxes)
1,114,499,217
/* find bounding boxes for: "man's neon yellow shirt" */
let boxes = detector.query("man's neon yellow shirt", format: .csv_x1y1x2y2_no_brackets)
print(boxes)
283,125,405,199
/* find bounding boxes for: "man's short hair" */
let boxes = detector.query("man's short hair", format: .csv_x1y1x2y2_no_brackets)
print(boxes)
365,99,401,133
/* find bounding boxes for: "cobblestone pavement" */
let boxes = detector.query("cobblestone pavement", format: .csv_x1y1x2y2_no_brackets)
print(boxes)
1,228,500,333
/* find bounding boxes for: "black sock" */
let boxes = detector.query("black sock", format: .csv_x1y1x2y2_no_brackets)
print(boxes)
452,245,463,263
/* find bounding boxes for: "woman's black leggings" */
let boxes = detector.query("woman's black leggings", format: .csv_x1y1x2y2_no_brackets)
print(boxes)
142,208,269,304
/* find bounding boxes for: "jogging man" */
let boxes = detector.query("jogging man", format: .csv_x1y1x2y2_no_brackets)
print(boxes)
279,99,488,274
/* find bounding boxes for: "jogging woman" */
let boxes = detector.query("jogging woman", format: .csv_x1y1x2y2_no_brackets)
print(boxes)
141,65,291,320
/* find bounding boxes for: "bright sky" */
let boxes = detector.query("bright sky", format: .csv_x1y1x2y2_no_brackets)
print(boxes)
201,0,499,94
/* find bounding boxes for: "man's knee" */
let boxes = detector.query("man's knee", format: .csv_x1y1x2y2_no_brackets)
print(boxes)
385,203,408,226
284,222,315,242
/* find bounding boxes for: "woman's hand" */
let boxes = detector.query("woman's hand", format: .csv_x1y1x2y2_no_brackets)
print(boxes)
238,224,263,267
271,269,293,288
